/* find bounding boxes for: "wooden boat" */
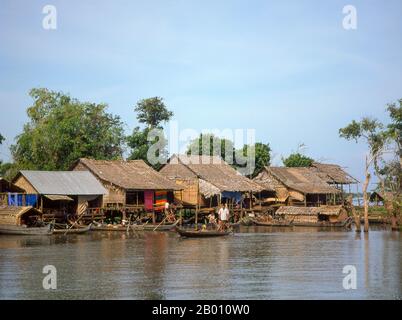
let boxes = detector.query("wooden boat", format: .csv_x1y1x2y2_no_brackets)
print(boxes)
251,219,293,227
293,217,353,228
142,219,180,231
0,223,53,235
90,223,144,231
53,223,92,234
176,227,231,238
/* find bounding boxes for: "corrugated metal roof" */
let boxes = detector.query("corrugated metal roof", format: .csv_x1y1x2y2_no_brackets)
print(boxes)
19,170,107,195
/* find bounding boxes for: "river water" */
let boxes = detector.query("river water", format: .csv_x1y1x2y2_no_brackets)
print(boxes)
0,226,401,300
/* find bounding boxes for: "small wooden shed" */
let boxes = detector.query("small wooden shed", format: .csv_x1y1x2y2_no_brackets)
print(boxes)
0,206,43,226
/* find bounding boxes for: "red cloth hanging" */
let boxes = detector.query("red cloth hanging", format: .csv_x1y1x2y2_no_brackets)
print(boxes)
144,190,154,211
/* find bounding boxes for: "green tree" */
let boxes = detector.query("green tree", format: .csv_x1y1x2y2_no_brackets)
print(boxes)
11,88,125,171
282,153,314,167
186,135,271,177
186,133,235,160
134,97,173,128
339,117,386,232
0,162,18,180
236,142,271,177
127,97,173,169
0,133,4,145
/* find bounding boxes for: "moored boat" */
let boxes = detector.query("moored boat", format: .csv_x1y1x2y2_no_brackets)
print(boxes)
142,219,180,231
0,206,54,235
53,223,92,234
292,217,353,228
0,223,53,235
90,222,144,231
176,227,231,238
251,218,293,227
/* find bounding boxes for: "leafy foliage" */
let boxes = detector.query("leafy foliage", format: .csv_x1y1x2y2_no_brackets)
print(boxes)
339,100,402,228
339,117,385,157
236,142,271,177
134,97,173,128
187,134,271,177
186,133,235,160
10,88,125,171
282,152,314,167
127,97,173,169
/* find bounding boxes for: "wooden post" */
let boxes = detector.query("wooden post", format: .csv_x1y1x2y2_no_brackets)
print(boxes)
195,179,200,229
356,183,361,207
362,157,370,233
304,194,307,207
249,191,252,210
40,196,44,221
240,197,243,219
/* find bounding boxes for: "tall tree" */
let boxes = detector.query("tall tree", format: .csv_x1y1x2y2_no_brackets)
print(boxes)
0,133,4,145
134,97,173,128
127,97,173,169
339,117,386,232
11,88,125,171
282,153,314,167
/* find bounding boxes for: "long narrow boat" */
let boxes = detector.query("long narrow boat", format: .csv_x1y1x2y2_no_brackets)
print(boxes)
53,223,92,234
251,219,293,227
142,219,180,231
0,224,53,235
292,217,353,228
90,223,144,231
176,227,231,238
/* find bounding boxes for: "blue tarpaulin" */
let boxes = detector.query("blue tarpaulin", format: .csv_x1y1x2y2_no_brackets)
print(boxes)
7,193,38,206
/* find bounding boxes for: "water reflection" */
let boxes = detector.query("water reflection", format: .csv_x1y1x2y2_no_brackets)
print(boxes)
0,227,401,299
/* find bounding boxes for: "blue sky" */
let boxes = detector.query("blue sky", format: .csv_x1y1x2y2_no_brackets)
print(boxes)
1,0,401,189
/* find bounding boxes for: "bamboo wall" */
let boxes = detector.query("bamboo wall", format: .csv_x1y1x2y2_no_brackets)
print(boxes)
285,215,318,223
173,178,199,205
13,176,37,194
101,183,125,206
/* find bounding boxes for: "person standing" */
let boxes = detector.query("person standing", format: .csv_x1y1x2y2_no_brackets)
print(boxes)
218,203,230,231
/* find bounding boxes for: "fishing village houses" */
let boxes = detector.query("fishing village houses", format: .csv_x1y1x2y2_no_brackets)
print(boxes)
0,154,365,233
159,154,263,221
253,164,357,226
70,158,182,223
12,170,106,221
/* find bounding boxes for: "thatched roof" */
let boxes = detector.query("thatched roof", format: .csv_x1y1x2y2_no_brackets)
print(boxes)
255,167,341,195
13,171,107,195
0,206,42,225
276,205,343,216
160,154,263,195
311,162,358,184
72,158,181,191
